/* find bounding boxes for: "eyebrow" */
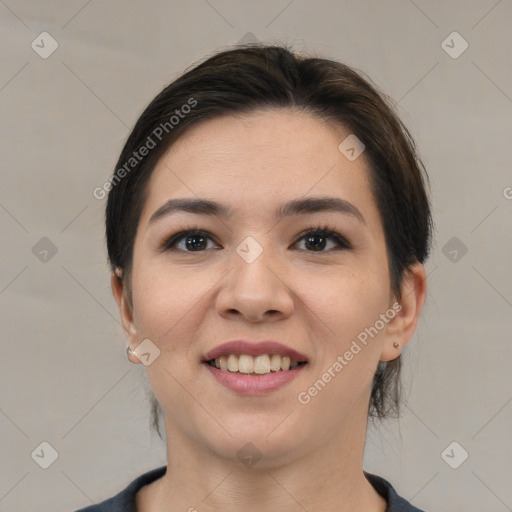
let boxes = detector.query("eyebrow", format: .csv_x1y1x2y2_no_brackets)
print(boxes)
148,196,366,226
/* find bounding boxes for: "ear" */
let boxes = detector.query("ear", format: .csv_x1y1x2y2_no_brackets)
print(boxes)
380,261,427,362
111,268,141,365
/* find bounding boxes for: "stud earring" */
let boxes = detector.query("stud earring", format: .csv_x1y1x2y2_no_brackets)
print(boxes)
393,342,400,349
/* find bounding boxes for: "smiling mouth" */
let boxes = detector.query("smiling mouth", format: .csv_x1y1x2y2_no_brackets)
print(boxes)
206,354,308,376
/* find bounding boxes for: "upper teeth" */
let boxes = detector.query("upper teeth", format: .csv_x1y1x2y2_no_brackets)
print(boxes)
212,354,300,374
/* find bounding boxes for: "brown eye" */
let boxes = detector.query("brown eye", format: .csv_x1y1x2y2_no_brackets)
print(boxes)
161,230,219,252
294,228,351,252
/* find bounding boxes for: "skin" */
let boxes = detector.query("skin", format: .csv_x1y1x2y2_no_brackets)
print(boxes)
112,109,427,512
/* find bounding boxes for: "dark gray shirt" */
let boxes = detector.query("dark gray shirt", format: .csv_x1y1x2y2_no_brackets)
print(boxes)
75,465,426,511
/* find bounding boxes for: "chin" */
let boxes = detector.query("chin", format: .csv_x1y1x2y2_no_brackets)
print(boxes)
194,412,312,469
207,435,305,470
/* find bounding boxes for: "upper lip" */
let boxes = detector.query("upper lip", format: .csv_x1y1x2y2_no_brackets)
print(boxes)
202,340,308,362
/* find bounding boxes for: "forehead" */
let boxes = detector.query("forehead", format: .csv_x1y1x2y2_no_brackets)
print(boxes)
139,109,380,228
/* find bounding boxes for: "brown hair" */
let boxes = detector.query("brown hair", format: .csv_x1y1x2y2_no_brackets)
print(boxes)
105,43,433,439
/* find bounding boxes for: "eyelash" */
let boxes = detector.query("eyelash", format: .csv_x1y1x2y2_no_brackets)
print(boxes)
159,224,351,253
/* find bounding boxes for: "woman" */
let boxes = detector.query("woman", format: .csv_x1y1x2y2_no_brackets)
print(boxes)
77,44,432,511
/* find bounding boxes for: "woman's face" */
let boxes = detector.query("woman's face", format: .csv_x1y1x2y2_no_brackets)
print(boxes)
120,109,406,465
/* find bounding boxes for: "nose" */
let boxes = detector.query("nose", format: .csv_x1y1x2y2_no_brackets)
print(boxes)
215,248,294,323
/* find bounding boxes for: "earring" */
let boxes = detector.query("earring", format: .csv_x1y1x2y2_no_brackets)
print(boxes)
393,342,400,349
126,344,138,362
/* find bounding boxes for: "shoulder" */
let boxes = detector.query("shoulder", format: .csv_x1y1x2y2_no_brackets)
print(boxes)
74,466,425,511
74,466,167,512
364,471,427,512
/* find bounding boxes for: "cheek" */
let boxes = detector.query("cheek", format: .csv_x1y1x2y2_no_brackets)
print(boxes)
133,275,184,343
296,272,389,419
130,262,183,338
130,265,202,400
130,258,216,350
296,266,390,349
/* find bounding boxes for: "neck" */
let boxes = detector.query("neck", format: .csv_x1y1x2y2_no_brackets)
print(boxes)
144,403,386,512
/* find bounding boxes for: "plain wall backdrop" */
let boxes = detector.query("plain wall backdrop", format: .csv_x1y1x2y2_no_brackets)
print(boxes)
0,1,511,510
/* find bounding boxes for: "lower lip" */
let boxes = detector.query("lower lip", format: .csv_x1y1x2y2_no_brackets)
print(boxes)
203,363,307,395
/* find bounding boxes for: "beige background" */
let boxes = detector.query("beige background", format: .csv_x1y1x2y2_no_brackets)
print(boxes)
1,1,511,511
